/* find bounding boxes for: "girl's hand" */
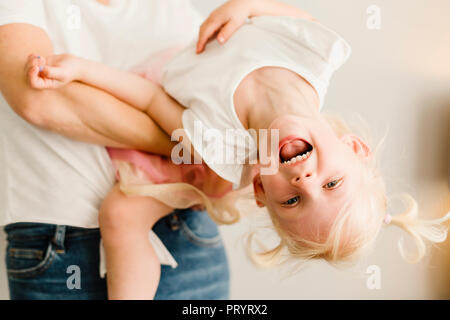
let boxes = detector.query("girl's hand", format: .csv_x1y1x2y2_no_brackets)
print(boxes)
26,53,82,89
196,0,254,53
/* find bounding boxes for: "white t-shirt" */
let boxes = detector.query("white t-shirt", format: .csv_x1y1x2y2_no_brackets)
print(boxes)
162,16,352,189
0,0,203,228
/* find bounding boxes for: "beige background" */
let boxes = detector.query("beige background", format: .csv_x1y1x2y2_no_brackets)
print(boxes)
1,0,449,299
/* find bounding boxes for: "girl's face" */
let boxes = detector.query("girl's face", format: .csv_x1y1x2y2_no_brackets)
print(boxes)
254,115,371,241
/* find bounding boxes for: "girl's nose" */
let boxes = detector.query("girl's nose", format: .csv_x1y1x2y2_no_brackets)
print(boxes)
291,172,319,199
291,172,313,185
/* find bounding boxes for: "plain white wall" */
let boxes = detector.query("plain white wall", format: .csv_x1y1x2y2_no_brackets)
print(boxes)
1,0,449,299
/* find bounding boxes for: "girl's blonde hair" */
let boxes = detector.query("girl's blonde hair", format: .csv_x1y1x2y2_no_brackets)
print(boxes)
247,113,450,267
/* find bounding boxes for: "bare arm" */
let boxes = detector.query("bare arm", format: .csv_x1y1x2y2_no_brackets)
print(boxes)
77,59,185,138
28,52,185,138
75,56,163,114
0,24,175,156
196,0,317,53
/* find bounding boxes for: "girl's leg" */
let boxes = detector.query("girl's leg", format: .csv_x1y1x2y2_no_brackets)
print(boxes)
99,184,173,300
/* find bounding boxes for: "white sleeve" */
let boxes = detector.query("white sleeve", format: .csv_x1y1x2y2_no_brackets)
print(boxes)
0,0,47,32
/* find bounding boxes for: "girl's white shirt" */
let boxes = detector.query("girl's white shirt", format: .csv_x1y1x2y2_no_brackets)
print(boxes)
162,16,352,190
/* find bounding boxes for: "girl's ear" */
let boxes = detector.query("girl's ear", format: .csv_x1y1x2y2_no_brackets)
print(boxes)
340,134,372,159
252,174,266,208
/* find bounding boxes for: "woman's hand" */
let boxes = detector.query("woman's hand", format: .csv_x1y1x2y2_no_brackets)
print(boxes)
196,0,254,54
196,0,317,54
26,53,83,89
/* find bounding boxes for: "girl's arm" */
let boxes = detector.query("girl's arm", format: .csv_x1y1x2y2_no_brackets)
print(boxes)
28,54,161,113
196,0,317,53
27,54,184,137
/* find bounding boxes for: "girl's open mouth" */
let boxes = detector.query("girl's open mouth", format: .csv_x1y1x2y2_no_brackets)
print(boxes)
279,137,313,165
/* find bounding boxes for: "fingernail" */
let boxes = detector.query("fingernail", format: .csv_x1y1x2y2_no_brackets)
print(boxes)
37,56,41,59
39,66,44,72
218,36,224,44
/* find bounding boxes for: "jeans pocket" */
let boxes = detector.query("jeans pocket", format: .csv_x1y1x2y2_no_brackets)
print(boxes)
178,210,223,248
6,243,57,279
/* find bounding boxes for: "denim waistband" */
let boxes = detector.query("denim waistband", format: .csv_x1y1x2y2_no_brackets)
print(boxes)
4,210,186,243
4,223,98,241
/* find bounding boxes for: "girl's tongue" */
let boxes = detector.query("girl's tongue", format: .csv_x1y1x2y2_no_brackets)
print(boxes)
280,140,309,162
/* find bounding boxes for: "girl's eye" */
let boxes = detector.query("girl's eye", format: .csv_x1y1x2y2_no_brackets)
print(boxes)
282,196,300,206
324,178,343,189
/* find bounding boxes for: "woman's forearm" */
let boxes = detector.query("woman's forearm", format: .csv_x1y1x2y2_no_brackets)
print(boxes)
196,0,316,53
249,0,316,20
32,82,176,156
0,23,174,156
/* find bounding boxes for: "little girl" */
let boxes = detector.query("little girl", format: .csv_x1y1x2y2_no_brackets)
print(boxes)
26,0,449,300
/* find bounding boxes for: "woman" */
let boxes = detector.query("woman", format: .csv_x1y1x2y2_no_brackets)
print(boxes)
0,0,229,300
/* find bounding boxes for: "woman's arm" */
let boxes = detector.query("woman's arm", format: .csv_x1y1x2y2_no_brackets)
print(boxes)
196,0,317,53
28,54,162,114
1,24,174,156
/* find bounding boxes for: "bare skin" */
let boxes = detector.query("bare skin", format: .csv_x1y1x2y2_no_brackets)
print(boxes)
0,24,174,156
99,185,173,300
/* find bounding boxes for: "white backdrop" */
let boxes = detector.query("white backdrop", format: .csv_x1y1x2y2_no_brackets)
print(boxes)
1,0,449,299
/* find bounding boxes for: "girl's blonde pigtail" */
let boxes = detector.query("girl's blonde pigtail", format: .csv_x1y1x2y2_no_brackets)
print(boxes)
388,193,450,263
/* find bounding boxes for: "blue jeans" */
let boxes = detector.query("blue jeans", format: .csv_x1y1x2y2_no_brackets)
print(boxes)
4,209,230,300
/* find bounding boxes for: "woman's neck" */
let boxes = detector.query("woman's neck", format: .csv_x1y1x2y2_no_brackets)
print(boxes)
96,0,110,6
234,67,321,131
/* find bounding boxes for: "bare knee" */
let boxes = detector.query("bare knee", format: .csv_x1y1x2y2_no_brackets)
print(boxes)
99,189,144,244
